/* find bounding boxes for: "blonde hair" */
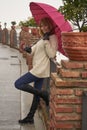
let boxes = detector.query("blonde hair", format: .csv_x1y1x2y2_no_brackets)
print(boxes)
39,17,54,36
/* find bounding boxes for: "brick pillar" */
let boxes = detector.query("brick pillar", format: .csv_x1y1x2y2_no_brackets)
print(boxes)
49,60,87,130
10,26,17,47
2,28,8,44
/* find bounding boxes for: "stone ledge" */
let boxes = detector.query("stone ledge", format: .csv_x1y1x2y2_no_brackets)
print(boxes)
59,69,80,78
61,60,84,69
51,73,87,87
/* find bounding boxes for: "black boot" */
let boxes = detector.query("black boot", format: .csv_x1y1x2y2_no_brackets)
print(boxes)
19,95,39,124
19,84,49,106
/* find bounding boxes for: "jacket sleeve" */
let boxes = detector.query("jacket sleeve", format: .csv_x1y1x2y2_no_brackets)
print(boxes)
44,35,58,58
31,44,36,55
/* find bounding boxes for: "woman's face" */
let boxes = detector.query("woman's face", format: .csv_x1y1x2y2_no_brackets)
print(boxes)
40,24,50,33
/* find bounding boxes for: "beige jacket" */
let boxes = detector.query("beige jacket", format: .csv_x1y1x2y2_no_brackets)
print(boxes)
30,34,58,78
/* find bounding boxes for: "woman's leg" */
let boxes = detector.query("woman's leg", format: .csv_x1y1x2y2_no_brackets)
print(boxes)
19,95,40,124
15,72,49,124
17,75,44,124
15,73,49,105
18,78,49,124
15,72,38,89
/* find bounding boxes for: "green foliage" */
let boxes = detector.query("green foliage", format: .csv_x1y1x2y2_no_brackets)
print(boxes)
59,0,87,32
28,18,37,27
81,26,87,32
11,21,16,26
19,18,37,27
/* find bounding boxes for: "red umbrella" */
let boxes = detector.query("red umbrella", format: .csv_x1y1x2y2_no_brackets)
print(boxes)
29,2,72,55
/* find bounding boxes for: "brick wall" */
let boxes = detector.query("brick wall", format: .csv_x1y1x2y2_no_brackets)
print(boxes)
48,60,87,130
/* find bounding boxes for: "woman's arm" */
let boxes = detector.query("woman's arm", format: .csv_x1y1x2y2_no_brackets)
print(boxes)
44,35,58,58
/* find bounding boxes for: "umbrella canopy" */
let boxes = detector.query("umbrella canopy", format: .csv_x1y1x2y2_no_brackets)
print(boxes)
29,2,72,55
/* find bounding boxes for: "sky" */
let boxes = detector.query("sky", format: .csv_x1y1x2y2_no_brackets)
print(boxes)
0,0,63,28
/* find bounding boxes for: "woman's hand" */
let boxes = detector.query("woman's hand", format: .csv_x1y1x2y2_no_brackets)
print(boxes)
43,32,50,40
24,47,32,53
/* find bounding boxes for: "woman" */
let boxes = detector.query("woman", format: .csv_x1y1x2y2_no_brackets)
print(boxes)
14,17,58,124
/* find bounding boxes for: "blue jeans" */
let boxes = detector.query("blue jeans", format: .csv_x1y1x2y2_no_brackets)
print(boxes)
14,72,44,99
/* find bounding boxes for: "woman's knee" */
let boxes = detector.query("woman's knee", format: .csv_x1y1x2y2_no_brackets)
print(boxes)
14,80,21,89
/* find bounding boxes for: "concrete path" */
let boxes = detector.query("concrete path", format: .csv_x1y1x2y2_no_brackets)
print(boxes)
0,43,45,130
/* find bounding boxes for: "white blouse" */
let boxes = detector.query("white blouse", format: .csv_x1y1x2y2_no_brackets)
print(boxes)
30,34,58,78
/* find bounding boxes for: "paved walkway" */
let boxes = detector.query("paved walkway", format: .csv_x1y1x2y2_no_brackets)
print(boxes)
0,43,45,130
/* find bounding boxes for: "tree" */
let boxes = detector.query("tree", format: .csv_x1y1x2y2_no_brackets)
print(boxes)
28,18,37,27
19,18,37,27
58,0,87,32
11,21,16,26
